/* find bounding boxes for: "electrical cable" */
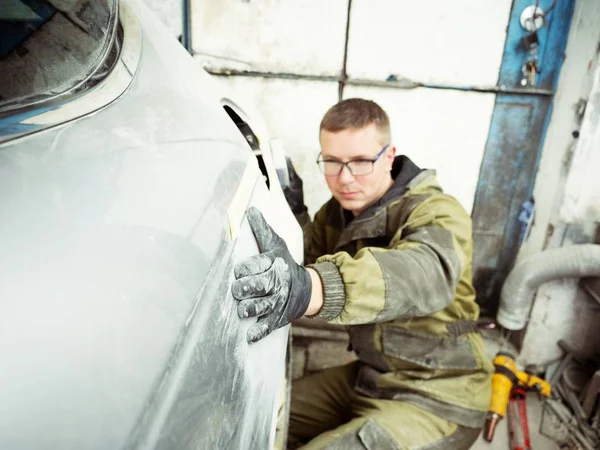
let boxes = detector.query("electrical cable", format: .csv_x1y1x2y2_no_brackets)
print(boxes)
545,0,558,15
534,0,558,20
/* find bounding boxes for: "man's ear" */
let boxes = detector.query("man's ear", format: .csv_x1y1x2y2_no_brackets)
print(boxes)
387,145,397,170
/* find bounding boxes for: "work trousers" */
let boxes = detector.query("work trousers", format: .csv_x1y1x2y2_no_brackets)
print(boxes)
288,362,480,450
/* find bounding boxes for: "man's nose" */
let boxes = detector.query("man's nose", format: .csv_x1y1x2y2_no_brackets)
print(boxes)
338,164,355,183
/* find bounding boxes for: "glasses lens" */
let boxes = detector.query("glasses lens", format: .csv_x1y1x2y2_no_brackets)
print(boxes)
347,160,374,175
318,161,343,176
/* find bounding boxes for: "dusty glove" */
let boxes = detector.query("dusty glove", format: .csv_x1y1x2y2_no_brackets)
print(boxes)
282,157,307,216
232,207,312,344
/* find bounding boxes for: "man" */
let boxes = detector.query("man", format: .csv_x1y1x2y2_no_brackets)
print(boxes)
231,98,492,449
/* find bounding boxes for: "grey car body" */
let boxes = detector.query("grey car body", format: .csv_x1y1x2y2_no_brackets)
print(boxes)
0,1,301,449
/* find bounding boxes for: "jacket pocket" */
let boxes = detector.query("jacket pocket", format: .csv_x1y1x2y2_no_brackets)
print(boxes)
319,419,398,450
358,419,399,450
381,326,479,371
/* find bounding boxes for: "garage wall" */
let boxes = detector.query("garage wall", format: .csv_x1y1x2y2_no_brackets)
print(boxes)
516,0,600,263
142,0,182,38
189,0,513,216
516,0,600,365
191,1,348,76
345,0,509,86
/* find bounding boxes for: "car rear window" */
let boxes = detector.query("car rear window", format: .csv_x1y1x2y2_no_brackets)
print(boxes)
0,0,118,116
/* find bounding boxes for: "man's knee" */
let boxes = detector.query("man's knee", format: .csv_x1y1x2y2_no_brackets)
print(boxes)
289,364,358,443
294,421,480,450
417,425,480,450
292,404,481,450
293,418,395,450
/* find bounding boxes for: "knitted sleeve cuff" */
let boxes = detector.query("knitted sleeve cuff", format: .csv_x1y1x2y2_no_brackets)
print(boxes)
307,261,346,321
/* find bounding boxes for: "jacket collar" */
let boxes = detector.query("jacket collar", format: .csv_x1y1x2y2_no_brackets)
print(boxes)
379,155,423,207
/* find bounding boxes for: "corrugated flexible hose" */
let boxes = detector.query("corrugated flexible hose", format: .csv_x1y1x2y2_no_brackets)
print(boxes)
497,244,600,330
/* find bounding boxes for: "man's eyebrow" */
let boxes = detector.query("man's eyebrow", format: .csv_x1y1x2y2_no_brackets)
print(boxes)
322,154,373,161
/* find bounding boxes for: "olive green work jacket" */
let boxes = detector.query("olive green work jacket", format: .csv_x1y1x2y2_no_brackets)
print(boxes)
301,155,493,429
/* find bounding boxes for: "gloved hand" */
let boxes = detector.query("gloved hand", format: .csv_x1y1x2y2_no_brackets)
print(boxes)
232,207,312,343
282,157,307,216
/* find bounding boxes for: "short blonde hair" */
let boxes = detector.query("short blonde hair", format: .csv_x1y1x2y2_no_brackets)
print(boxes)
320,98,391,144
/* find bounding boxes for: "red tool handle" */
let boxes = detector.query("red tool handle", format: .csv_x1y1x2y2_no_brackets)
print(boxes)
508,388,531,450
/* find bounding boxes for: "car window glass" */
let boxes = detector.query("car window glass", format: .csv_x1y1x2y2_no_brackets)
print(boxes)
0,0,118,115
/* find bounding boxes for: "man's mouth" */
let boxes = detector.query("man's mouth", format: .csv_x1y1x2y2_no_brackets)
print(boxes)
339,191,360,199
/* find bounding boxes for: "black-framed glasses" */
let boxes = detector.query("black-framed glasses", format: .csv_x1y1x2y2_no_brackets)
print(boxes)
317,144,390,176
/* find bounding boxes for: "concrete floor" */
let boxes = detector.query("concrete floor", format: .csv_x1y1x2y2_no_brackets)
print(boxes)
471,394,560,450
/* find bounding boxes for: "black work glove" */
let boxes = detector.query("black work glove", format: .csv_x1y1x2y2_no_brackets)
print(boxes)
232,207,312,344
282,157,308,216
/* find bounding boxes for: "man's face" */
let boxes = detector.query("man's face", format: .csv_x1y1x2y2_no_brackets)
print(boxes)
319,124,396,216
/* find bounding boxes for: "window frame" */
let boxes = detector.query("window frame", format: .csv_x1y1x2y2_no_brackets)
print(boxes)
0,0,142,145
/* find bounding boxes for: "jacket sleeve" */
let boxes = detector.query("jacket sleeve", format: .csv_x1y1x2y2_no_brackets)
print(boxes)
309,194,471,324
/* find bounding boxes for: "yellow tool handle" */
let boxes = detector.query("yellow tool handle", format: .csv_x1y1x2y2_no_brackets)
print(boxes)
489,371,514,417
516,372,551,397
